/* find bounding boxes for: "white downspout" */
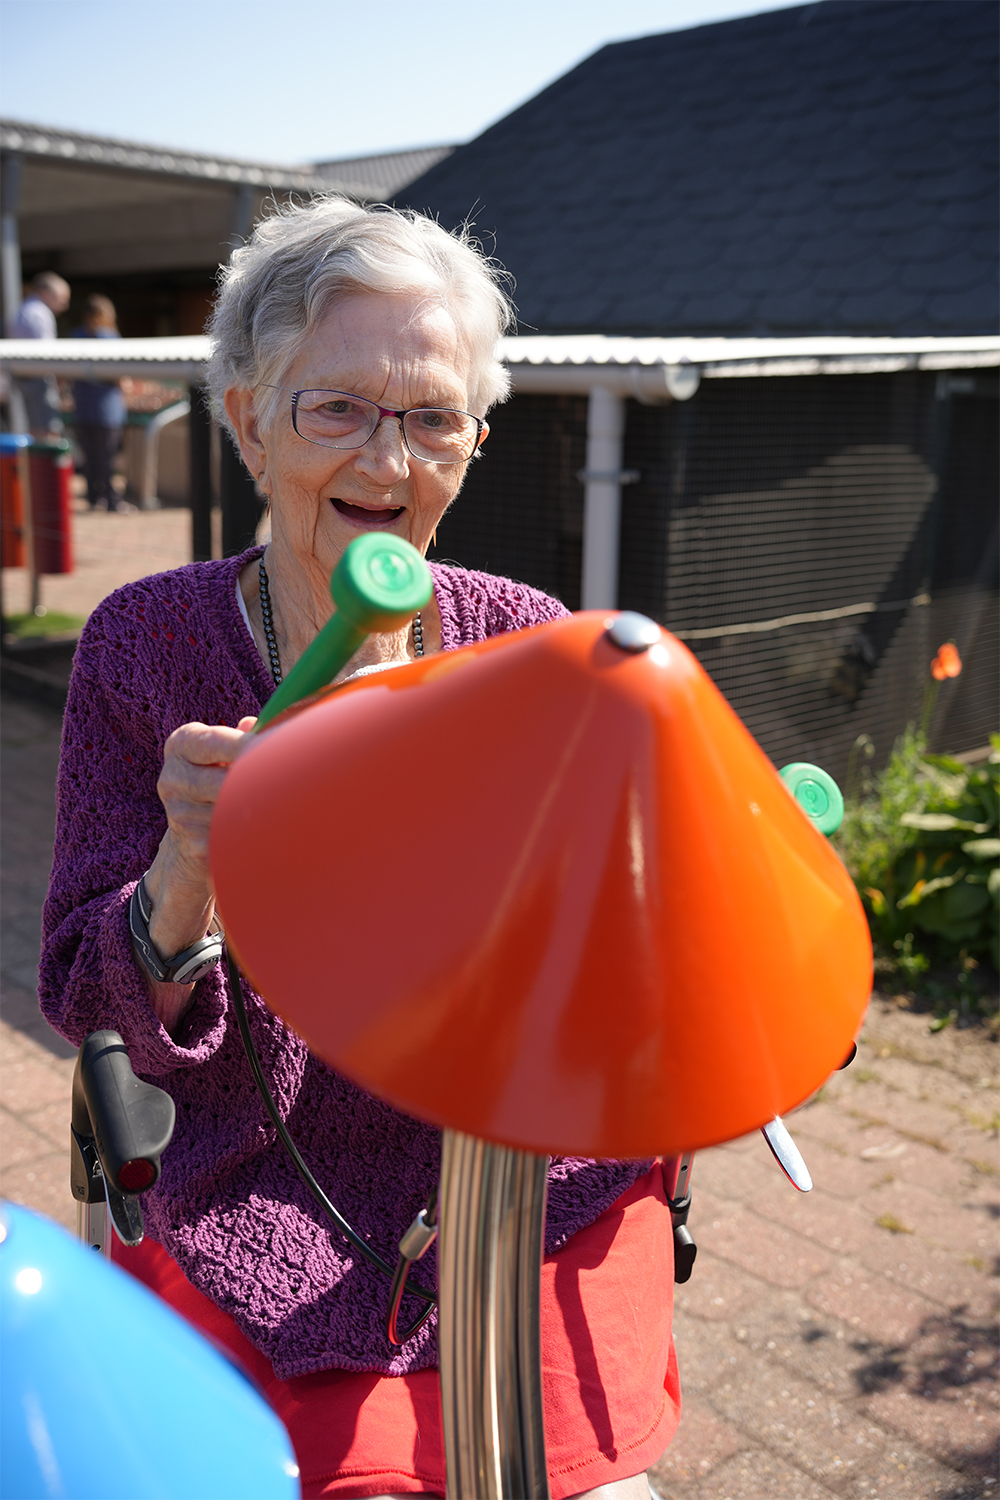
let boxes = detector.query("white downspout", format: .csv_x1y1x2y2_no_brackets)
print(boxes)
580,386,628,611
577,366,699,610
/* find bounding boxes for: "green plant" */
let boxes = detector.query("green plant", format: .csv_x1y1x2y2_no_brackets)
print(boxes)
3,609,85,640
837,731,999,974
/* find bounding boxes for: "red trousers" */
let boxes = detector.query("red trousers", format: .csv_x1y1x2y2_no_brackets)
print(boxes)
114,1166,680,1498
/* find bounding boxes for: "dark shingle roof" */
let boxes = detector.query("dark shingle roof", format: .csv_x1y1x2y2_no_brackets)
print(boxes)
401,0,998,336
312,146,454,200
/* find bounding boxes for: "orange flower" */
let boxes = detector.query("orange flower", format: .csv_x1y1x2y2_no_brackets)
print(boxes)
930,642,962,681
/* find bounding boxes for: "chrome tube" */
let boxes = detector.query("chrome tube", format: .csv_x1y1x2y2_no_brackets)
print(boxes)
438,1129,550,1499
77,1198,108,1255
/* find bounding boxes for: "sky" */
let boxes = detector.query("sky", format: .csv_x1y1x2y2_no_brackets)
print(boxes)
0,0,807,164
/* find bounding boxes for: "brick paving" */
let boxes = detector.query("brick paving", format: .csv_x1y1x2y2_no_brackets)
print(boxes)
1,505,997,1499
1,495,195,624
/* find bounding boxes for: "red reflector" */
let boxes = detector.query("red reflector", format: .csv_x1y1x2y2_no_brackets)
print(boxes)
118,1158,156,1191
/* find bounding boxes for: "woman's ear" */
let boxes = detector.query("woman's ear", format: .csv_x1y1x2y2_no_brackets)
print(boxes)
224,388,270,492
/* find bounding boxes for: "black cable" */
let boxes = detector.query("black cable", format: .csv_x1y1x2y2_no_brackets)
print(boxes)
226,948,436,1341
386,1187,438,1346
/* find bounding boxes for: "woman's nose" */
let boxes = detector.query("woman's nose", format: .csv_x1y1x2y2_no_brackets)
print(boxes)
355,415,410,479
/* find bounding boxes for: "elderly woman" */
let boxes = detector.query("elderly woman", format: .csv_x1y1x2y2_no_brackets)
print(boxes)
40,199,679,1500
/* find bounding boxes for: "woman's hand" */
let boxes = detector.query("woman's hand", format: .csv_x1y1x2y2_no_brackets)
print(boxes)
140,718,256,1031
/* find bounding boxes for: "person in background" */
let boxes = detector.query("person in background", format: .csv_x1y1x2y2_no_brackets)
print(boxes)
70,294,129,512
11,270,71,436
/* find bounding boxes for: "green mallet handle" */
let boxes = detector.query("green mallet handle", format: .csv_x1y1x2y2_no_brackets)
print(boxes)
253,533,433,732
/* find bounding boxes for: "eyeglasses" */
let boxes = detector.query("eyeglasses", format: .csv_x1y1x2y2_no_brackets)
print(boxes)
269,388,484,465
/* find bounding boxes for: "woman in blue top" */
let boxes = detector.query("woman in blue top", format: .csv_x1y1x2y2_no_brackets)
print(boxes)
72,293,128,512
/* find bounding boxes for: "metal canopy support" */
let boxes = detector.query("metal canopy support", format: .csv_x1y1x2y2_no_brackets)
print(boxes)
438,1130,550,1499
189,385,214,563
220,435,263,559
1,151,23,335
230,184,257,250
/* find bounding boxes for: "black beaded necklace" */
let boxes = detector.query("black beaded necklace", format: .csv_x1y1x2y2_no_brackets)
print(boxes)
258,557,283,686
257,557,424,689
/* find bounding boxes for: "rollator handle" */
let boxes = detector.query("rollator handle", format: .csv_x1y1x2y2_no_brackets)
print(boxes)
253,533,432,731
71,1030,175,1247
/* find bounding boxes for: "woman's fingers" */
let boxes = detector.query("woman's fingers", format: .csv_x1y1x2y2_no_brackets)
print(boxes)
156,720,257,873
164,720,250,769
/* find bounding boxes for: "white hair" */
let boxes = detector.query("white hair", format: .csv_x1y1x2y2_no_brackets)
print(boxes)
206,197,515,441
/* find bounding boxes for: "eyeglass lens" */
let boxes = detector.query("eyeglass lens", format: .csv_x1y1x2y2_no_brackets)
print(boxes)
293,391,479,463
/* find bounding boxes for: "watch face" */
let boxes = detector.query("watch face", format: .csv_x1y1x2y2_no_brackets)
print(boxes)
171,942,225,987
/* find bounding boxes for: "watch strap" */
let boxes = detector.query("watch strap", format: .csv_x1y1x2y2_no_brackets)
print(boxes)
129,875,225,985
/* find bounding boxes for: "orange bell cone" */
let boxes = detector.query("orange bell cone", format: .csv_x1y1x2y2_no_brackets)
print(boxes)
211,615,871,1158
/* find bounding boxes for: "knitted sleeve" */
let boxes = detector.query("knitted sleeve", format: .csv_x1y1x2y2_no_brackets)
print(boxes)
39,593,233,1076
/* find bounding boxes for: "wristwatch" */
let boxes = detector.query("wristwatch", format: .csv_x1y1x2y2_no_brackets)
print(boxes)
129,873,225,985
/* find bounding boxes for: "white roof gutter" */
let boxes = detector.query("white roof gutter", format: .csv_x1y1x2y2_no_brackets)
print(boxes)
1,333,996,384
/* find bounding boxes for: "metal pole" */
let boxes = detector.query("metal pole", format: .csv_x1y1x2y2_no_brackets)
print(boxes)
189,384,214,562
580,386,625,610
220,434,263,558
229,183,256,250
1,151,23,336
16,442,39,614
438,1129,550,1500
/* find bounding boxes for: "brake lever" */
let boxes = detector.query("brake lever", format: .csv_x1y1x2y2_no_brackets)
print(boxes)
761,1115,812,1192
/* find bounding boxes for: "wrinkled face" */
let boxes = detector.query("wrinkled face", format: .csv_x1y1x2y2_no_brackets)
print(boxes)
249,288,483,581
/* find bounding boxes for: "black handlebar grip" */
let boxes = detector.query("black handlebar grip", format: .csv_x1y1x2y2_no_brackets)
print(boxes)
72,1031,175,1194
673,1224,698,1284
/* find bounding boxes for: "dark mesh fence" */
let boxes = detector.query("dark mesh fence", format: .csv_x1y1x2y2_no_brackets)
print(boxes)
430,394,587,610
431,372,998,781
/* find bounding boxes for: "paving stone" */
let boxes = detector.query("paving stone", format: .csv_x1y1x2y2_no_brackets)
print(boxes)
782,1135,884,1202
0,1045,74,1116
733,1177,872,1258
733,1299,876,1401
855,1224,999,1319
12,1104,68,1158
0,986,76,1059
692,1199,834,1289
861,999,998,1084
672,1249,763,1323
708,1356,890,1486
836,1082,992,1162
841,1439,989,1499
806,1259,942,1347
863,1385,999,1477
0,1107,62,1170
693,1138,784,1205
853,1051,958,1104
670,1310,749,1395
689,1446,834,1499
647,1395,744,1486
863,1176,998,1260
789,1099,907,1154
0,1147,75,1232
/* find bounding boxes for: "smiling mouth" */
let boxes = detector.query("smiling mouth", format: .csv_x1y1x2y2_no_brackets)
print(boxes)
331,499,405,528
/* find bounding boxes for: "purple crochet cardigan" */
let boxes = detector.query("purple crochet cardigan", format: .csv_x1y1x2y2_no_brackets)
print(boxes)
40,546,648,1379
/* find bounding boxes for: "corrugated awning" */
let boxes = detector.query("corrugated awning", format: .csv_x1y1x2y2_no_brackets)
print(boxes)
1,333,997,384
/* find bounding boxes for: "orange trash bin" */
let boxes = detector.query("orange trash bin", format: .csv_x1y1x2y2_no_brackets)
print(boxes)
0,433,30,569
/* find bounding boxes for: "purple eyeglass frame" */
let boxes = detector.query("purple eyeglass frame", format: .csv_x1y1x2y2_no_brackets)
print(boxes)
266,386,485,464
